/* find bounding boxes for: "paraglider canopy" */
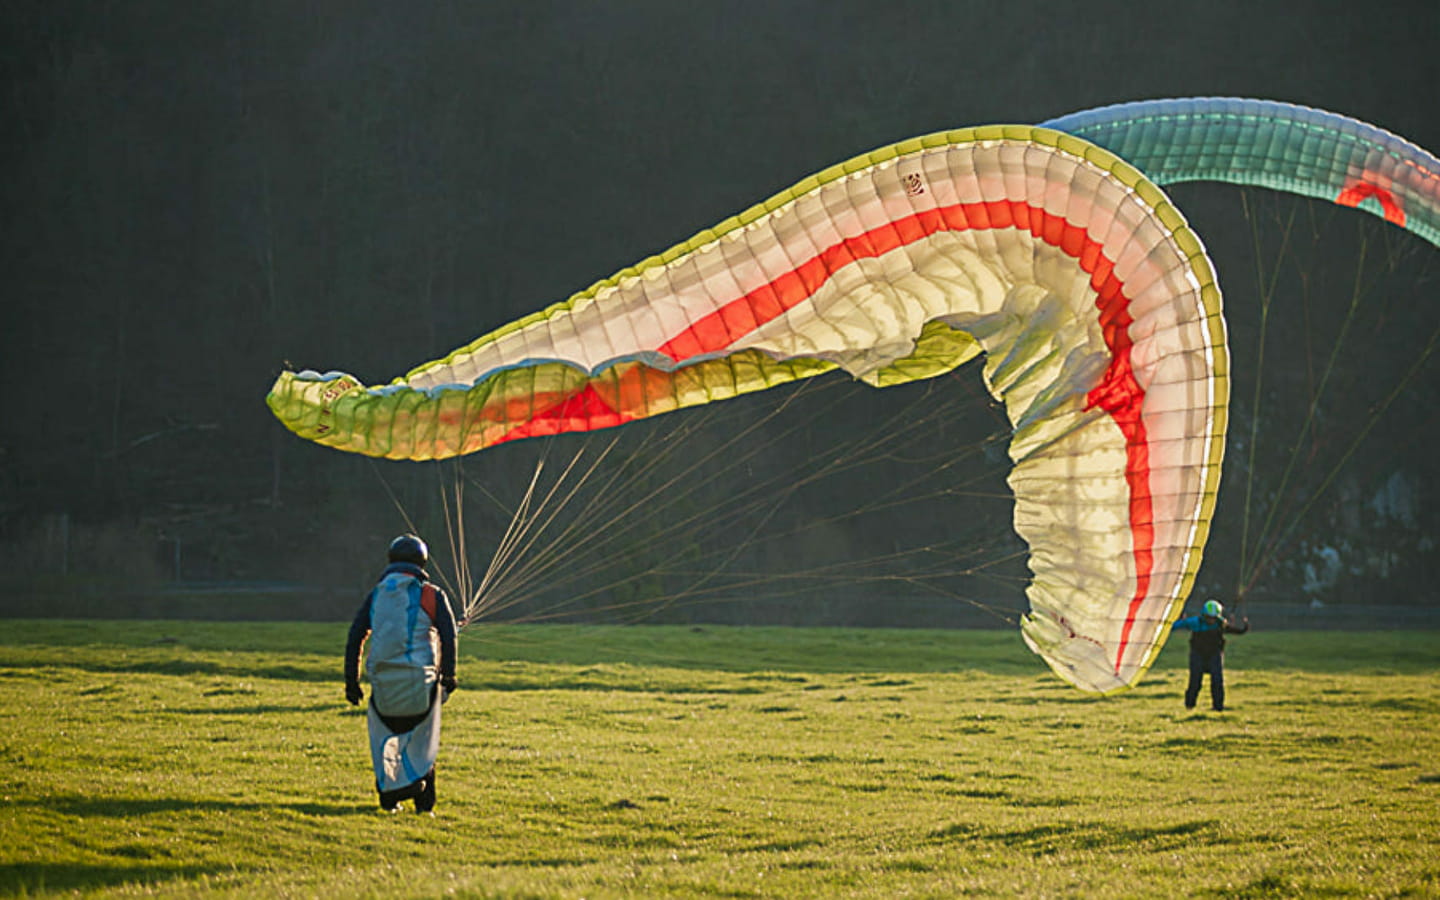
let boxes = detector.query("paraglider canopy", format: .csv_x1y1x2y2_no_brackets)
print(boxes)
269,123,1230,695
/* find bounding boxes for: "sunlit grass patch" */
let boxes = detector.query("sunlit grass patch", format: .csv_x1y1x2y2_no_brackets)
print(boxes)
0,621,1436,898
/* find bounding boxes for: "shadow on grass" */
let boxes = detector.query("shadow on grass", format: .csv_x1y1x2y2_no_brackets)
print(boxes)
26,795,373,818
0,862,238,895
462,627,1043,676
1153,733,1263,752
471,676,769,695
0,654,334,682
166,703,338,716
931,819,1240,853
488,855,601,868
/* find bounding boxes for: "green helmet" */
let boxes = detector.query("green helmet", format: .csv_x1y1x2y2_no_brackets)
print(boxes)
1202,599,1223,618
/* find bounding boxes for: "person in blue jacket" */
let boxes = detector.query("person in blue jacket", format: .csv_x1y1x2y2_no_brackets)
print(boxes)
1172,598,1249,712
344,534,458,813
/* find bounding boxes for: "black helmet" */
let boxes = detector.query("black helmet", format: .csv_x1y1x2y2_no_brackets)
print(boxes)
387,534,429,566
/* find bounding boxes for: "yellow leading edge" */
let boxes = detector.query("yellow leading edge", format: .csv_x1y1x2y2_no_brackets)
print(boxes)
269,126,1229,694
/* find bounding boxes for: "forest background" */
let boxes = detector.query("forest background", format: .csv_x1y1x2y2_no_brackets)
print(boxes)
4,1,1438,625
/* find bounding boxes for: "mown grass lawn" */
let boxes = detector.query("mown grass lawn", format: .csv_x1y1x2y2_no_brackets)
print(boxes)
0,620,1436,898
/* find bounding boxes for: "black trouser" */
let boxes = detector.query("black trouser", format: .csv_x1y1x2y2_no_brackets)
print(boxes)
1185,650,1225,710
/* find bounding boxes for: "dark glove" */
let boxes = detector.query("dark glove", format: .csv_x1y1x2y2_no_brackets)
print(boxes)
345,682,363,706
441,676,457,703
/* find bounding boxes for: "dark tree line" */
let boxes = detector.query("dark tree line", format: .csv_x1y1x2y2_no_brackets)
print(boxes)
3,2,1438,620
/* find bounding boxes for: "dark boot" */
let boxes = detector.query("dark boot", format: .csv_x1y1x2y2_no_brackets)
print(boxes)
414,768,437,814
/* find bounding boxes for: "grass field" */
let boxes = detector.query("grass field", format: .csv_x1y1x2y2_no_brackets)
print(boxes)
0,620,1437,898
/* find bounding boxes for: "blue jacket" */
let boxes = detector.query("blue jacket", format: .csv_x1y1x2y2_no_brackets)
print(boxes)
344,562,458,694
1172,614,1248,656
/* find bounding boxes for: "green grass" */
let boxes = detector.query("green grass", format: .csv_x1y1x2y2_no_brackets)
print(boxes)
1,621,1437,898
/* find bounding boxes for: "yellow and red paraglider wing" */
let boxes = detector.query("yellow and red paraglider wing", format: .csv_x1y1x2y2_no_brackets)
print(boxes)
268,126,1228,694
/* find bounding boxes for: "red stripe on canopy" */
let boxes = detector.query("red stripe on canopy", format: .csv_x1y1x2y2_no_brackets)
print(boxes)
501,197,1161,672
